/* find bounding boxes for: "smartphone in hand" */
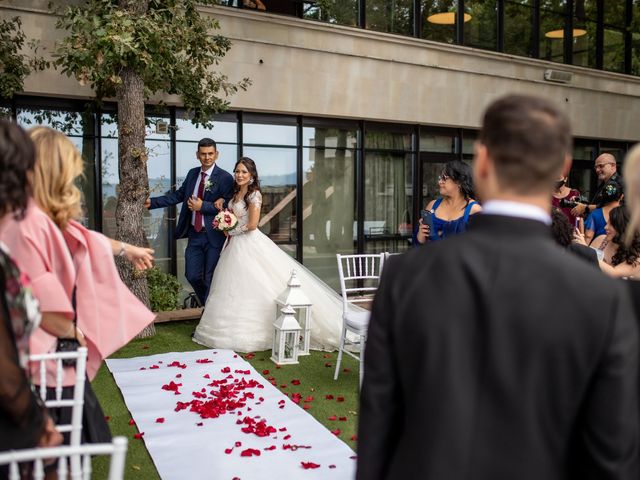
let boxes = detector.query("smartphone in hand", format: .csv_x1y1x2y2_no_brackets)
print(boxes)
420,209,434,232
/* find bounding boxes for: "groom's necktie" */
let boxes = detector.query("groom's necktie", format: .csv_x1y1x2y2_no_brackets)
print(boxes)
194,171,207,233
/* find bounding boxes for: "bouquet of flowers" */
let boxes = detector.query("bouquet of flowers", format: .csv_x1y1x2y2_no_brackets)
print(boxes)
213,209,238,232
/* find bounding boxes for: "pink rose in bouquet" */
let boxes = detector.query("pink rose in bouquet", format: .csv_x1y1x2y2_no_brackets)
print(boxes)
212,209,239,232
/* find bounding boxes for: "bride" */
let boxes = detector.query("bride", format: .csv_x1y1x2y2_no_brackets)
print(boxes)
193,157,346,353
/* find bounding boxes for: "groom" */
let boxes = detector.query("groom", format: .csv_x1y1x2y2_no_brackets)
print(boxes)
145,138,234,305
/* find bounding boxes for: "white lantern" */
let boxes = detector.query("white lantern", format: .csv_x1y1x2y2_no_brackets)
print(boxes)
271,304,302,365
275,270,313,355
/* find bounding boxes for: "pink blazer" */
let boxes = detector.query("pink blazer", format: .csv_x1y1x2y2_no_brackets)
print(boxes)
1,201,155,384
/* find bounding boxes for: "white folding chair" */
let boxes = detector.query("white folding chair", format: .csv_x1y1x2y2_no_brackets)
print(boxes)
29,347,88,447
0,436,128,480
334,253,385,386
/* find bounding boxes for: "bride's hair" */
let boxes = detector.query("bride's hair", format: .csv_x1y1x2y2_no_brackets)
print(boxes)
233,156,261,207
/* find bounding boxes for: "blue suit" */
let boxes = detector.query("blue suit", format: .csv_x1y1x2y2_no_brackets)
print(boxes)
150,164,234,304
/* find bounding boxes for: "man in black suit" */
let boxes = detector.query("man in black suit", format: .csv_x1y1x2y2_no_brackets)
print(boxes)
145,138,234,305
357,95,639,480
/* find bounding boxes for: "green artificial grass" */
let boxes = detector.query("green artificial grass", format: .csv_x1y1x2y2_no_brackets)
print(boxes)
91,320,360,479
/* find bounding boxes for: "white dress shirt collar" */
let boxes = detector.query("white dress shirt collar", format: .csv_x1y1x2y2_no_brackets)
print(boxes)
481,200,551,226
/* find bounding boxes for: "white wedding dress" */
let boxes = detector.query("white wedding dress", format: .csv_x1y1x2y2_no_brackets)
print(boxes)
193,191,346,353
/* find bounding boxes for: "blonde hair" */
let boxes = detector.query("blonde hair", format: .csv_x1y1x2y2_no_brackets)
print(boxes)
624,143,640,245
29,127,84,230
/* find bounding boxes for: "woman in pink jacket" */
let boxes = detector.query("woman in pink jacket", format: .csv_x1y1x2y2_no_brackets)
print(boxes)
0,126,156,443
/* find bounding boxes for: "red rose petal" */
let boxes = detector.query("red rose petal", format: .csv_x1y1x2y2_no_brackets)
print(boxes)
104,416,110,422
142,345,149,350
235,441,242,447
339,417,347,421
291,379,301,385
276,365,281,369
328,415,337,421
196,422,203,426
324,362,332,367
203,374,210,379
323,354,332,358
224,448,233,454
303,405,310,410
343,368,351,373
176,374,182,378
128,419,135,426
262,370,270,375
155,417,165,423
279,427,287,432
329,464,336,469
264,445,277,451
301,461,321,469
134,432,144,439
240,448,261,457
336,396,345,402
304,396,314,403
221,367,231,373
351,434,358,441
283,434,291,440
331,429,341,436
325,394,334,400
245,353,255,359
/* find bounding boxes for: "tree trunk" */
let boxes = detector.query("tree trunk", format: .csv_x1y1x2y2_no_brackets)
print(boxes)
115,63,155,337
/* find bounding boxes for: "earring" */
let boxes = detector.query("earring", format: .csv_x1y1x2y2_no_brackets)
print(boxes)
249,178,254,185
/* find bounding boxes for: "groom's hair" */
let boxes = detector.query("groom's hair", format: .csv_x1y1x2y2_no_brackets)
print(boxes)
198,137,217,150
479,94,572,195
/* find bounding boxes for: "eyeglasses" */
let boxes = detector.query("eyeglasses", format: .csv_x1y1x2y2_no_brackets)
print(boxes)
438,174,450,182
594,162,615,170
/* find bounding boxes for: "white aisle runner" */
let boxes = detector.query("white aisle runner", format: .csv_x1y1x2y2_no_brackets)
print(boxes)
106,350,356,480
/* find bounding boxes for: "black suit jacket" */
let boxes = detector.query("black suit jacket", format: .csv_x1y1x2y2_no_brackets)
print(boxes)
149,165,233,248
357,214,639,480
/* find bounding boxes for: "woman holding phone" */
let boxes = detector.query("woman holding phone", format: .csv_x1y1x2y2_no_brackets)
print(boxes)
415,161,481,245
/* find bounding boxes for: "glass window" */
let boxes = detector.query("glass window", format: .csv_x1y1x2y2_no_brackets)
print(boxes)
461,130,478,155
302,146,356,290
242,146,297,256
422,0,457,44
365,125,412,150
464,0,497,51
366,0,413,36
18,108,97,229
504,1,534,57
571,20,596,68
175,112,237,144
243,115,297,146
603,27,626,73
421,158,449,208
419,131,457,153
364,152,413,253
540,9,566,63
303,0,358,26
634,1,640,76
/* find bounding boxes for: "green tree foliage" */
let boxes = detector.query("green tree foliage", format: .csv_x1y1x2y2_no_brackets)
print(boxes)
147,267,181,312
52,0,250,126
0,16,48,101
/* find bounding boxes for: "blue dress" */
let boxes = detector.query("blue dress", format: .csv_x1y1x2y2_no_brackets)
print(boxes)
413,198,479,245
584,208,606,239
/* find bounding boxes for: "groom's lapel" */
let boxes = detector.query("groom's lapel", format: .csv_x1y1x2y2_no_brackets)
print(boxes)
203,165,220,199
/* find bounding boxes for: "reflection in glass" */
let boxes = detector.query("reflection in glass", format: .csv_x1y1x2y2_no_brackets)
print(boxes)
17,108,85,135
175,113,237,144
302,126,356,149
242,146,297,256
365,127,411,150
144,140,171,272
243,118,296,146
572,20,596,68
302,142,355,291
464,0,497,51
419,131,456,153
540,10,566,63
366,0,413,36
603,28,625,73
364,152,413,254
303,0,358,26
422,0,457,43
0,106,10,119
567,163,592,200
504,1,534,57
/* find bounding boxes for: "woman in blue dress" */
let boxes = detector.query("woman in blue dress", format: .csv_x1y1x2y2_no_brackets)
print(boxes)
414,161,482,245
584,178,623,246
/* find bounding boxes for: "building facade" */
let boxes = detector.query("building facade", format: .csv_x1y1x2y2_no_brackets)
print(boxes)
2,0,640,292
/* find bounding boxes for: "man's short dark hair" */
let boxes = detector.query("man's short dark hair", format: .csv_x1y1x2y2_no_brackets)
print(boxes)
0,120,35,220
198,137,217,150
479,94,572,194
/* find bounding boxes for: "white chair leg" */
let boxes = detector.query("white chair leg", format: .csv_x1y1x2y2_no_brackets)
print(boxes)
334,326,346,381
